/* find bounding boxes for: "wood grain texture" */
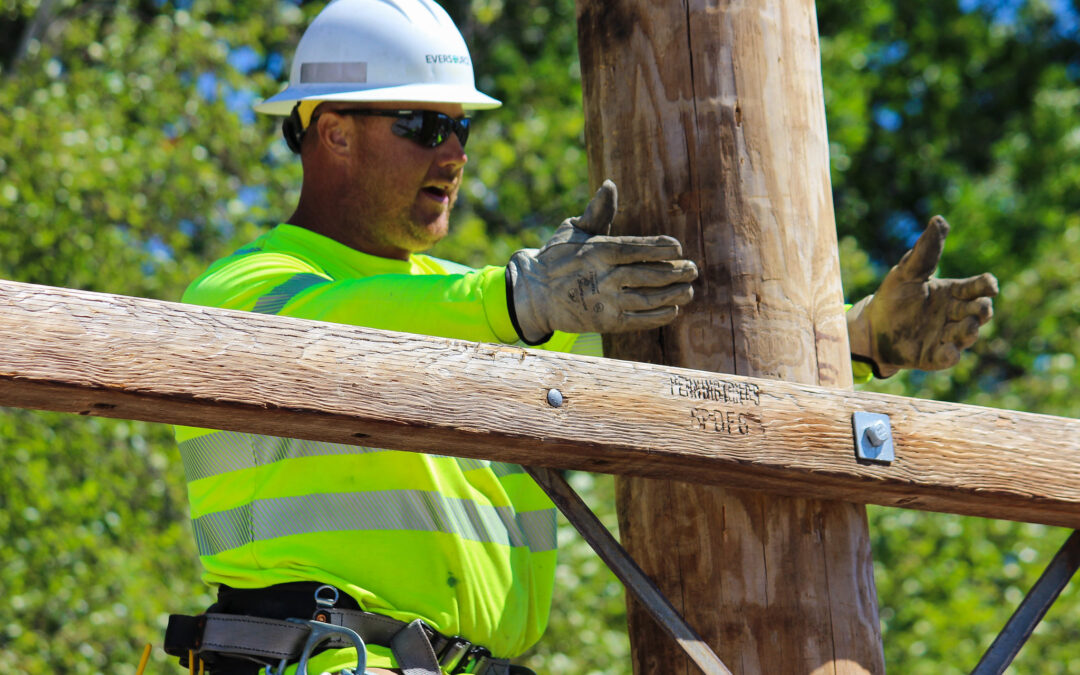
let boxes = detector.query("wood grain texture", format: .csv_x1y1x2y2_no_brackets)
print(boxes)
0,279,1076,527
576,0,882,672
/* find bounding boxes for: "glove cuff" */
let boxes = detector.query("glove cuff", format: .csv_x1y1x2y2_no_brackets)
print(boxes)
850,353,893,380
505,256,554,346
846,295,899,379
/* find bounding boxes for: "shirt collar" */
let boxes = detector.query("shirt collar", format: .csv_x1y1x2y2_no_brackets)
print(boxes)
269,224,424,278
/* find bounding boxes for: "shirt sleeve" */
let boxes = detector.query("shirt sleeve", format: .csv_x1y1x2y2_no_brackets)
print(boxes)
844,303,873,384
284,267,520,344
182,251,520,345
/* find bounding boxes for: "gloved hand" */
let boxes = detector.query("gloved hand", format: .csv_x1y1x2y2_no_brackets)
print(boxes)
506,180,698,344
847,215,998,378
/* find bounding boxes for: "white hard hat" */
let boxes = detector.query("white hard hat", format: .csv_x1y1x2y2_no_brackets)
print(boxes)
254,0,501,116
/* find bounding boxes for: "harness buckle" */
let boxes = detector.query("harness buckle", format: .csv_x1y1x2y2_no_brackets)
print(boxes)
436,635,472,672
263,618,368,675
450,644,492,674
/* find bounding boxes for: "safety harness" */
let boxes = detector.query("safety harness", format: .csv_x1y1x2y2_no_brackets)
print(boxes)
164,582,535,675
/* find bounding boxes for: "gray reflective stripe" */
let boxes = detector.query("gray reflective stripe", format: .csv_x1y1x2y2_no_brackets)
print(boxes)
455,458,525,478
300,61,368,84
570,332,603,357
517,509,557,552
252,273,329,315
490,462,526,478
180,432,526,483
179,432,385,482
194,503,252,556
455,457,489,472
192,491,557,556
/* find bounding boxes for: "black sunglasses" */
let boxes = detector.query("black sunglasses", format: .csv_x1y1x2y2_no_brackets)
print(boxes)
327,109,471,149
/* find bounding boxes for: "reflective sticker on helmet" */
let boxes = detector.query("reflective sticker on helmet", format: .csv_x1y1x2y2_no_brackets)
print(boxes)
300,62,368,83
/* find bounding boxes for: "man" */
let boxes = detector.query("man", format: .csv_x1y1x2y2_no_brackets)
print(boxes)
164,1,996,673
165,3,694,674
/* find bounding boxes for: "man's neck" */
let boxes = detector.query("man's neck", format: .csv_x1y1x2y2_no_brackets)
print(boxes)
287,203,412,262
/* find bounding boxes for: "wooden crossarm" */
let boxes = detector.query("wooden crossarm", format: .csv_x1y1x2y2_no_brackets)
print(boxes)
0,278,1077,527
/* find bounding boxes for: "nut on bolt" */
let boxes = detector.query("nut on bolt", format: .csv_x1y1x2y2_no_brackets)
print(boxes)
865,420,890,447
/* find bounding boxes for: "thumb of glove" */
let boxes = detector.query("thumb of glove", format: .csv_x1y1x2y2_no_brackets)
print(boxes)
570,179,618,236
896,215,949,282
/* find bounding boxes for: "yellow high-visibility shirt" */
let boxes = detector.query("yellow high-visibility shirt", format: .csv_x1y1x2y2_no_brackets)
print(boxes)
175,224,603,673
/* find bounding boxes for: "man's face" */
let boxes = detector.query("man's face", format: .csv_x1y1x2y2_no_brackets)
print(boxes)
329,100,468,260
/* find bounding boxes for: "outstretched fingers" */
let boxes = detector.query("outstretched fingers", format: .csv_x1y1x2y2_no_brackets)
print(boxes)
620,305,683,331
928,314,982,369
946,296,994,325
618,281,696,312
942,315,983,351
590,235,687,265
949,272,999,301
608,260,699,287
927,341,963,371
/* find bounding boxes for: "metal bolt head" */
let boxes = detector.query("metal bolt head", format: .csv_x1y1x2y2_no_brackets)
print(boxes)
547,389,563,408
865,420,890,447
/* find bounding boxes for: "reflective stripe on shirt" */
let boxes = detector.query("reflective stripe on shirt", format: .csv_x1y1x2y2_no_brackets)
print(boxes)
179,431,525,482
252,273,330,314
192,489,556,556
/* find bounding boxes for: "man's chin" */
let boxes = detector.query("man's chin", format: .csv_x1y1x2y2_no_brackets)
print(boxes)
407,221,451,252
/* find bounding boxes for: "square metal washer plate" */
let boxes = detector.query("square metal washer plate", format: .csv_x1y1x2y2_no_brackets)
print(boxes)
852,411,894,464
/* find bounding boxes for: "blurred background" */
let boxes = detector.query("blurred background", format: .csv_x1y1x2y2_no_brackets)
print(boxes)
0,0,1078,672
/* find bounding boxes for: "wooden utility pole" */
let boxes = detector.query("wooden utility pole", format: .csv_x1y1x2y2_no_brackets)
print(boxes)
576,1,885,673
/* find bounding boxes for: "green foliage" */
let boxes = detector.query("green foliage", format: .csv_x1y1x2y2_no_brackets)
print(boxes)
0,0,1078,673
822,0,1080,669
519,473,629,675
0,0,306,297
0,410,210,674
430,0,588,267
868,510,1080,674
0,2,305,672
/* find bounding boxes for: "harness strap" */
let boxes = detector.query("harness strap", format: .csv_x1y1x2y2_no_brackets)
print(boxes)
392,619,441,675
202,613,309,661
165,607,523,674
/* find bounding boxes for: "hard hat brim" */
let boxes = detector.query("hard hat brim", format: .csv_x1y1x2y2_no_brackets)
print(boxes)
254,83,502,116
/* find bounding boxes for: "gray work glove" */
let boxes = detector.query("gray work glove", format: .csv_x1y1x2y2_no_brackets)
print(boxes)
847,215,998,378
506,180,698,344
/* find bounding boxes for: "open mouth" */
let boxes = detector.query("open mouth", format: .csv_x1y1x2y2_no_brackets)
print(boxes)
422,186,449,200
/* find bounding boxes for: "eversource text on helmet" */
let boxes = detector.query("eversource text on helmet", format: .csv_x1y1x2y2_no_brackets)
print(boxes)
425,54,472,66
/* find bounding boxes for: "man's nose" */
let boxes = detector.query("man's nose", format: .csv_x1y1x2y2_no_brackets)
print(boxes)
435,133,467,170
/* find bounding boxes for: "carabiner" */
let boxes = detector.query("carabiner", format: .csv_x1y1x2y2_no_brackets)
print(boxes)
263,618,368,675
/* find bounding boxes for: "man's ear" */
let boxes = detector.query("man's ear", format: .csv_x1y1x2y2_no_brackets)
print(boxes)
313,112,353,159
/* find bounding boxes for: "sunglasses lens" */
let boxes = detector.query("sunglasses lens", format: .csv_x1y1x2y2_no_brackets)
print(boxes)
391,112,469,149
390,114,426,144
452,117,470,147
